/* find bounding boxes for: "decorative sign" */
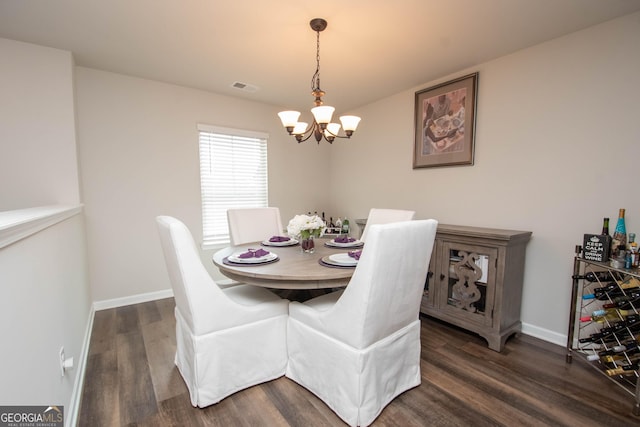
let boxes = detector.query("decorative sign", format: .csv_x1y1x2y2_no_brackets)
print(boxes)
583,234,611,262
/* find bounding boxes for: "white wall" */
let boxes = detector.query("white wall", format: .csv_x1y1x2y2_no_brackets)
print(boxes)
74,68,334,302
0,38,81,210
0,38,91,425
0,212,90,409
329,12,640,343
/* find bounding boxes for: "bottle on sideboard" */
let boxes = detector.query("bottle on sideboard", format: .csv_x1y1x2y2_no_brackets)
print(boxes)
342,217,350,235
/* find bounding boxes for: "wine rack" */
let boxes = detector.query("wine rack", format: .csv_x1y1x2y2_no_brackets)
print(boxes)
566,245,640,416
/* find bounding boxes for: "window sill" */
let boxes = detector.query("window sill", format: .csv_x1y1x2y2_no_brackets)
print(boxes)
0,204,83,249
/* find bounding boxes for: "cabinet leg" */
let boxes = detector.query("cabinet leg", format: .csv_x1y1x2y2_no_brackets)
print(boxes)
484,325,521,352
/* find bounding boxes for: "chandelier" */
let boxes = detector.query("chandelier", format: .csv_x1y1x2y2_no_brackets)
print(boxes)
278,18,361,144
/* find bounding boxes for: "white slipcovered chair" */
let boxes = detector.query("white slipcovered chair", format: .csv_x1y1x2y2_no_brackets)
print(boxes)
155,216,288,407
359,208,416,242
227,207,284,245
286,219,438,426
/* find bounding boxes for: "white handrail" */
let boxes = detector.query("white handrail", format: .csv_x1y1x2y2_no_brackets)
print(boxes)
0,204,83,249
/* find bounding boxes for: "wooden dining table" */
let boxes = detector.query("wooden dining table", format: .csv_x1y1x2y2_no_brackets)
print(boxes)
212,237,358,289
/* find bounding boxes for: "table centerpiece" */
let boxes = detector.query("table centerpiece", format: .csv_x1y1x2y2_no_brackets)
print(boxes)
287,214,326,253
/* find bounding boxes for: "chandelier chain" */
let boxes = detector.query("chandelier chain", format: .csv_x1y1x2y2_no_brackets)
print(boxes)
311,28,321,92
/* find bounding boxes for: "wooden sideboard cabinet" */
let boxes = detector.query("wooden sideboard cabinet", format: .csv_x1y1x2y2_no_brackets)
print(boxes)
421,224,532,352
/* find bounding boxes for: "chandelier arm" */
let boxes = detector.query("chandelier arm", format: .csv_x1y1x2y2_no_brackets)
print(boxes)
323,128,351,139
293,125,317,143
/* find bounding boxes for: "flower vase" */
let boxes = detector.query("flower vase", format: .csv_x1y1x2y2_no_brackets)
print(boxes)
301,235,315,253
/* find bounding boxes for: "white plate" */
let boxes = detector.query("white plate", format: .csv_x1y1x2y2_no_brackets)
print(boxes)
328,253,358,266
228,251,278,264
326,239,363,248
262,238,298,247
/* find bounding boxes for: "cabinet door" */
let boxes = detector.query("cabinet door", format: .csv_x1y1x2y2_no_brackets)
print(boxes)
421,245,439,311
437,241,498,326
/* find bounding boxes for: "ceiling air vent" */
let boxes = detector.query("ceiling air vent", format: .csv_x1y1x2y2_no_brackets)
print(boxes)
231,81,259,93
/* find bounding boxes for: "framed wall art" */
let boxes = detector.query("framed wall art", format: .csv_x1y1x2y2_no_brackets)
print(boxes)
413,72,478,169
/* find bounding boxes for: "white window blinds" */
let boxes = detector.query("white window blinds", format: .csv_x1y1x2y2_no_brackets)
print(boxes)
198,124,268,247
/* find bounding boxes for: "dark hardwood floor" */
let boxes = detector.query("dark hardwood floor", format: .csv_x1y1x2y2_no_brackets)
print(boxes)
78,297,640,426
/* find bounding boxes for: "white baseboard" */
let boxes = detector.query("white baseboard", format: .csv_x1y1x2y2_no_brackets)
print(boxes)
66,305,95,427
93,288,174,311
521,322,566,347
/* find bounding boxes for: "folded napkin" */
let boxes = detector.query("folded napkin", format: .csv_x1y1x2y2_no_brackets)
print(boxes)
238,248,270,258
335,235,356,243
269,235,291,242
348,250,362,260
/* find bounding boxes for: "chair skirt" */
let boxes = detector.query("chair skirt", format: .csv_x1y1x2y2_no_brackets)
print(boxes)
175,308,288,407
286,317,421,426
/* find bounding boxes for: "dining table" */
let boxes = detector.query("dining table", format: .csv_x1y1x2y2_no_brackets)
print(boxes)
212,236,362,290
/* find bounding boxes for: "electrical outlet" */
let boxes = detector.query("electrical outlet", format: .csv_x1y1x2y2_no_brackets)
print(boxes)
59,347,65,377
59,346,74,377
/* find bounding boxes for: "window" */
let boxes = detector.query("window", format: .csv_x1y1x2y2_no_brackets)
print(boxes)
198,124,268,247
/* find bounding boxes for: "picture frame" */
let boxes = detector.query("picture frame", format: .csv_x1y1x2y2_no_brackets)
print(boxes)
413,72,478,169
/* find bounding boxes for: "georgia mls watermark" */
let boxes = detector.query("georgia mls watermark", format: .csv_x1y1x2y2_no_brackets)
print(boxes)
0,406,63,427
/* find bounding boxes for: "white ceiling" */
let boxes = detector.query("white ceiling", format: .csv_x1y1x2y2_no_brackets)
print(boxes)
2,0,640,113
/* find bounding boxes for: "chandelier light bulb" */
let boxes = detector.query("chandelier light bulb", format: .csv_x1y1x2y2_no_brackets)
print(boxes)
311,105,335,126
339,115,361,132
325,123,341,139
292,122,308,135
278,111,301,130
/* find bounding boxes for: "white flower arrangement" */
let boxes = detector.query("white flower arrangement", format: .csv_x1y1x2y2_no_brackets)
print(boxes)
287,214,326,239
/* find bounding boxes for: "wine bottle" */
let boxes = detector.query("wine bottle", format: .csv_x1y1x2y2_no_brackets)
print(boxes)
583,285,624,301
583,283,639,301
606,364,638,376
602,292,640,309
602,217,610,236
601,352,640,364
604,313,640,332
597,339,640,356
611,208,627,252
580,308,632,323
585,327,640,344
573,271,620,282
631,242,639,268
